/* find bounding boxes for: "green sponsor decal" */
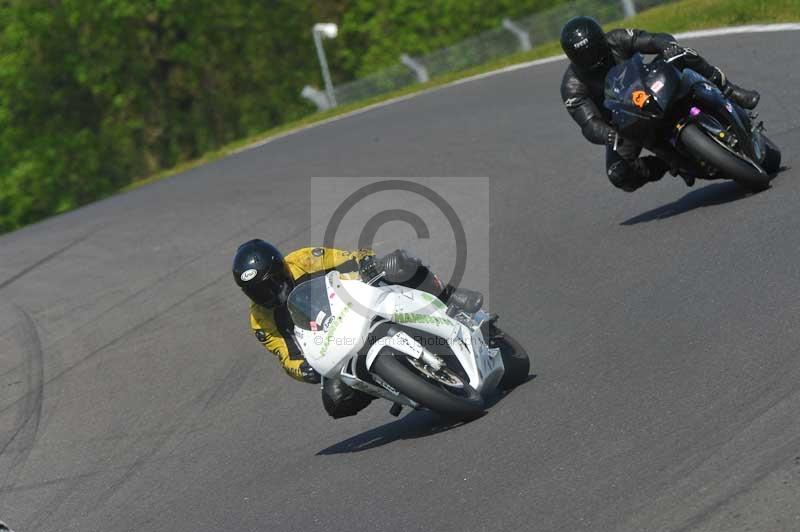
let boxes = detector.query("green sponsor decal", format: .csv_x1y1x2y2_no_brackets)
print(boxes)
393,312,451,327
319,304,351,357
419,292,447,310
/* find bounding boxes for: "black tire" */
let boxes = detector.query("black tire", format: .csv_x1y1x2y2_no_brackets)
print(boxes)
372,348,484,420
680,124,769,192
495,332,531,390
762,134,782,175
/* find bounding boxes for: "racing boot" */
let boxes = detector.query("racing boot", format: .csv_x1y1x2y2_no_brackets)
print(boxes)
641,156,671,180
680,173,696,187
647,149,694,187
655,156,695,187
710,69,759,110
724,82,760,110
445,287,484,315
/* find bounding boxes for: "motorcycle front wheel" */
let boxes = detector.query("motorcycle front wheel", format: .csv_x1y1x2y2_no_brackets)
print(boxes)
493,332,530,390
762,134,782,175
679,124,770,192
372,349,484,420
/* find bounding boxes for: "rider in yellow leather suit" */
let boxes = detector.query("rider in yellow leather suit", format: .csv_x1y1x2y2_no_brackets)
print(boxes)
232,239,482,418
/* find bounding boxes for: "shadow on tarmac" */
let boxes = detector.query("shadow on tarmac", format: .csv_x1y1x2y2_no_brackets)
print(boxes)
621,181,750,225
317,375,536,455
622,166,790,226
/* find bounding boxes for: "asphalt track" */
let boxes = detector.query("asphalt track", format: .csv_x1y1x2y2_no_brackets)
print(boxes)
2,29,800,532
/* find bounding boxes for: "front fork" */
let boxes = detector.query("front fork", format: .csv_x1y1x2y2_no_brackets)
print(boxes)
668,115,722,178
672,80,764,164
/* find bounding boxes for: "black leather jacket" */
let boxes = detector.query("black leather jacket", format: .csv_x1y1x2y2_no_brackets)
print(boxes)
560,29,712,145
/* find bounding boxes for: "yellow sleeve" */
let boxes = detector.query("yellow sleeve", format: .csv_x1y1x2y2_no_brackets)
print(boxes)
285,247,376,280
250,306,317,383
323,248,376,272
352,248,376,263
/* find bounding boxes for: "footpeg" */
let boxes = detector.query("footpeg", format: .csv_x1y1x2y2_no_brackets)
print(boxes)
389,403,403,417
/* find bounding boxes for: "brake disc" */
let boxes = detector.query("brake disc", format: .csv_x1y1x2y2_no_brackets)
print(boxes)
407,357,464,388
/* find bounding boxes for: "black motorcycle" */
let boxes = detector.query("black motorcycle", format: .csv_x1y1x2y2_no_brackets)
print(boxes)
604,53,781,191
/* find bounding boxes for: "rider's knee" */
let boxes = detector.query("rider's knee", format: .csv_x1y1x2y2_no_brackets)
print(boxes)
321,377,373,419
607,160,641,192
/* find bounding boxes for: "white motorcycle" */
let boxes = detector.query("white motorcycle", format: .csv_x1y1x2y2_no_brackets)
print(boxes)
287,270,530,420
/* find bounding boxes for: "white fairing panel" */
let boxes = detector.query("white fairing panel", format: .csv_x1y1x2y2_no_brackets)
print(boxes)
291,270,504,392
362,282,502,391
292,272,378,377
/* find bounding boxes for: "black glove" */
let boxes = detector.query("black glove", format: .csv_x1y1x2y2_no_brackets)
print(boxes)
299,361,321,384
378,249,422,284
661,42,700,64
660,42,684,61
358,254,381,281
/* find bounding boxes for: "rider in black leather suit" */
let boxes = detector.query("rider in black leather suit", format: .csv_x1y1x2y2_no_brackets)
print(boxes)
559,16,761,192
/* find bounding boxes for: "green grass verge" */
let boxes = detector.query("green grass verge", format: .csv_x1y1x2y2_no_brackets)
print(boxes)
125,0,799,192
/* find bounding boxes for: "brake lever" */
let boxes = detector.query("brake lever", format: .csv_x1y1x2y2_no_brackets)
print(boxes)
366,271,386,286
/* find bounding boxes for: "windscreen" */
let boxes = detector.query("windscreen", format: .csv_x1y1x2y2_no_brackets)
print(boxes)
287,277,332,331
645,58,680,111
604,54,663,132
605,53,647,106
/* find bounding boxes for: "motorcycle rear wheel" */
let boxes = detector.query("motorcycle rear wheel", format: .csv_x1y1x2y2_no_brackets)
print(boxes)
372,349,484,420
679,124,769,192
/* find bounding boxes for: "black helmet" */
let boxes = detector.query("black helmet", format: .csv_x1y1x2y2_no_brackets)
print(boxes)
560,16,611,72
232,239,294,308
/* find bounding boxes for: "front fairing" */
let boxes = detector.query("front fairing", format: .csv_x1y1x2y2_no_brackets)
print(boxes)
645,58,680,111
288,272,503,392
288,272,376,377
604,54,679,141
605,54,653,129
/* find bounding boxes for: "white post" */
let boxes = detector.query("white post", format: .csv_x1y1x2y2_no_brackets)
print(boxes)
502,18,532,52
312,23,338,107
621,0,637,17
400,53,429,83
301,85,332,111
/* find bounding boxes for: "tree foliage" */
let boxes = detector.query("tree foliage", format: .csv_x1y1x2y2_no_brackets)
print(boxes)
0,0,567,232
330,0,564,78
